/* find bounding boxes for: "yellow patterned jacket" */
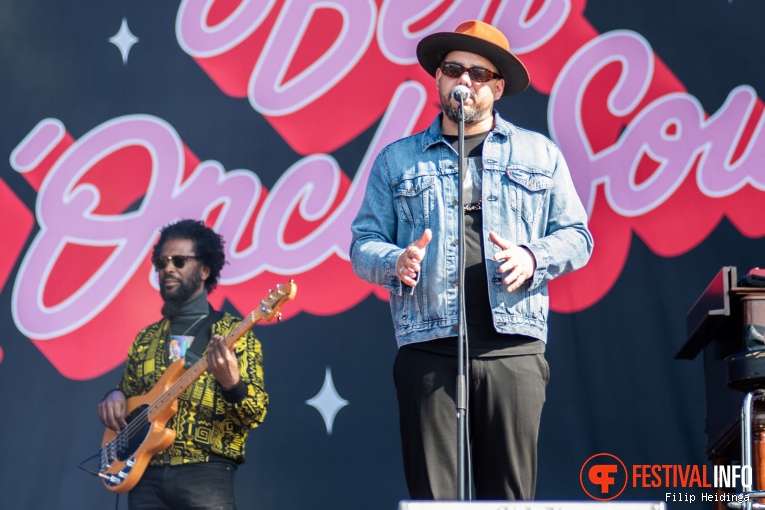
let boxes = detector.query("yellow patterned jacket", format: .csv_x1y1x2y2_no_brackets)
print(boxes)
117,312,268,466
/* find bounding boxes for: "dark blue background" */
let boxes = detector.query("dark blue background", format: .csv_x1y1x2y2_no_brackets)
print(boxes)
2,1,765,508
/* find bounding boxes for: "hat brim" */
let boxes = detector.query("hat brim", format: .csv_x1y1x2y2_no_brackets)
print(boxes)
416,32,530,96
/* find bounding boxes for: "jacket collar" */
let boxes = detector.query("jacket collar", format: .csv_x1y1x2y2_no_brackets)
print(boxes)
421,110,514,152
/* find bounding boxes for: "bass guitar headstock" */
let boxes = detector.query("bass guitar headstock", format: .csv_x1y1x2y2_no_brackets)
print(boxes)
256,280,297,323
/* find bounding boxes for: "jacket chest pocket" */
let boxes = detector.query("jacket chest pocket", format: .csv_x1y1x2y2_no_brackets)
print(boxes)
505,167,552,225
394,176,435,226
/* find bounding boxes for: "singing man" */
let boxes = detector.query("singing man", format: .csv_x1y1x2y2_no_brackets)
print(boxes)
350,20,593,500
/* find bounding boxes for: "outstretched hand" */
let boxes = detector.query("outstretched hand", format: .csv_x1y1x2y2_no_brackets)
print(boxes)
489,231,536,293
396,229,432,286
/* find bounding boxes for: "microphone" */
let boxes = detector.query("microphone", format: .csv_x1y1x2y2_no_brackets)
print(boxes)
451,85,470,102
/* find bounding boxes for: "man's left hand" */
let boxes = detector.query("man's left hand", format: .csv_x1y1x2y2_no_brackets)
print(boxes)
489,231,536,293
207,334,240,390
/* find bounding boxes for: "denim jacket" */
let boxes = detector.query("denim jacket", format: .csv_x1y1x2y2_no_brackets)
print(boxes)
350,112,593,347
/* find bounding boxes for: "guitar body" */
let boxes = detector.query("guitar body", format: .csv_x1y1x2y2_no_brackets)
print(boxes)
99,359,185,493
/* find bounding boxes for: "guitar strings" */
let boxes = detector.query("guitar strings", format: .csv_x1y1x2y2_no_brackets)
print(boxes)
104,312,258,460
111,316,253,443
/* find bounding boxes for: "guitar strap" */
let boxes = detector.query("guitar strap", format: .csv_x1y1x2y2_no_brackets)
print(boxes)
182,306,225,369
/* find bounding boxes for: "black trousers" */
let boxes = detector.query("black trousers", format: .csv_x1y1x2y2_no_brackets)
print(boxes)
128,461,237,510
393,346,549,500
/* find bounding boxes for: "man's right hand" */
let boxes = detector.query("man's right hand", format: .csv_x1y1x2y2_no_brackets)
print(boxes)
98,389,127,432
396,229,432,286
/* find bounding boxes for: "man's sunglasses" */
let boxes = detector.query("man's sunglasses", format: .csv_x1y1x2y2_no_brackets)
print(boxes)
152,255,200,270
440,62,500,83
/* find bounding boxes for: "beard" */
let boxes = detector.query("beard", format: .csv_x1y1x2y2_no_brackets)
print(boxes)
440,88,490,125
160,267,204,316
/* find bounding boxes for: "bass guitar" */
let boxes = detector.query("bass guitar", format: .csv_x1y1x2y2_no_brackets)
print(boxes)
97,281,296,493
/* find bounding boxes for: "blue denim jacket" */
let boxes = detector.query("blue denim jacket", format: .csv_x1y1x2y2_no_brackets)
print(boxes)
350,112,593,347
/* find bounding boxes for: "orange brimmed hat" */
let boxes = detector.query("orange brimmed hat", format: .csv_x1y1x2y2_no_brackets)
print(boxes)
416,20,530,96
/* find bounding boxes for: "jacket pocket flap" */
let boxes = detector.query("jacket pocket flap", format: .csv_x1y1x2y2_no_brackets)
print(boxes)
393,176,435,197
505,167,553,192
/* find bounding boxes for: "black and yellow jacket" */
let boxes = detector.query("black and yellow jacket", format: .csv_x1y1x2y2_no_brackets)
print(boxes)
117,312,268,466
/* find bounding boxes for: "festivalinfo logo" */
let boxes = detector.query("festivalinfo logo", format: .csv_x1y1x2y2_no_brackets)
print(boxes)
580,453,752,504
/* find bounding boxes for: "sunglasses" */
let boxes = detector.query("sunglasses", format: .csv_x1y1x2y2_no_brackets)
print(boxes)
440,62,500,82
152,255,200,270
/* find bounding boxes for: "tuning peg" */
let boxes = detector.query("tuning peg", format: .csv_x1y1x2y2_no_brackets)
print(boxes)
276,312,282,323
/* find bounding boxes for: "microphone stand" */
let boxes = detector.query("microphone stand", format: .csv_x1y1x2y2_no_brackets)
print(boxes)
455,92,469,501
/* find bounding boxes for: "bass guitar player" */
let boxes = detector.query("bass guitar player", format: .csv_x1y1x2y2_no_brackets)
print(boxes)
98,219,276,510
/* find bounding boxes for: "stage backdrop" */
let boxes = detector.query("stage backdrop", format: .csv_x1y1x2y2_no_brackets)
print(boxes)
2,1,765,508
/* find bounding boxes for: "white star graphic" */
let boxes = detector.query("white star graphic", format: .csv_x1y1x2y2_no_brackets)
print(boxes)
305,367,349,435
109,18,139,65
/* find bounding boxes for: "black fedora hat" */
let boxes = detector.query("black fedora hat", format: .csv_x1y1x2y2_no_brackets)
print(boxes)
416,20,530,96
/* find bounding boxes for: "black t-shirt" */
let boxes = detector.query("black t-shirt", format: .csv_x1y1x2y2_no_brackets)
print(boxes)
410,132,543,357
